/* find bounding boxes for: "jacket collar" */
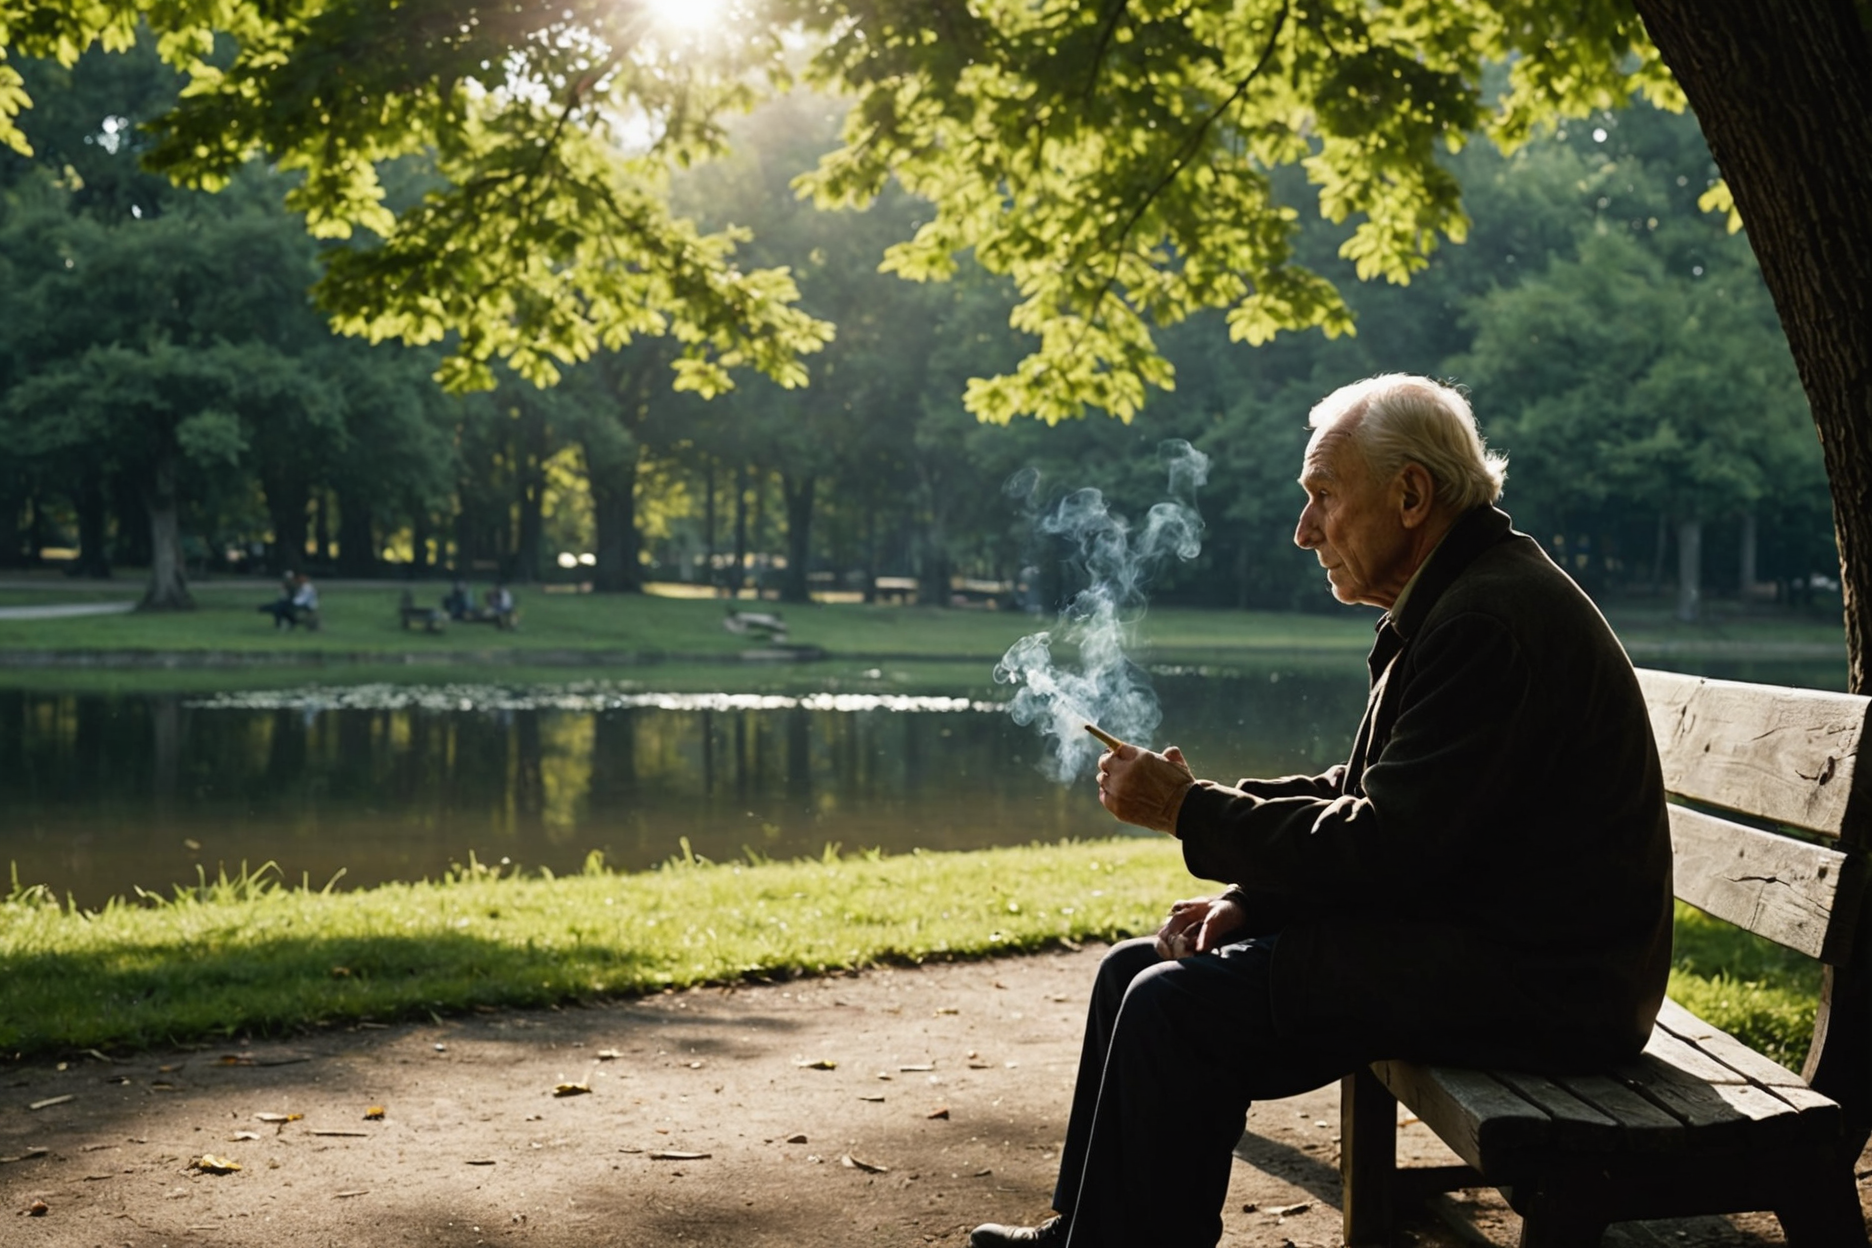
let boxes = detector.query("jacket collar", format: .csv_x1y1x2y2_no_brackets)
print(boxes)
1381,505,1513,641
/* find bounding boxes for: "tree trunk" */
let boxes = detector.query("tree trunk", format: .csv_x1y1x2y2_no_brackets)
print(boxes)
139,442,193,611
1633,0,1872,686
1740,510,1759,600
0,483,22,569
411,505,432,577
779,471,816,604
314,489,332,564
263,472,309,575
1676,516,1703,623
72,467,112,579
589,442,640,594
731,465,750,596
336,489,377,578
703,459,718,595
515,462,544,584
1651,511,1669,596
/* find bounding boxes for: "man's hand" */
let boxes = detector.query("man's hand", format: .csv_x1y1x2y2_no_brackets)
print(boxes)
1097,742,1196,834
1153,896,1248,960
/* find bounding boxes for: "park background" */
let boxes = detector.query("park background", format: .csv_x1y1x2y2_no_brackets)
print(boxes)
0,17,1849,1079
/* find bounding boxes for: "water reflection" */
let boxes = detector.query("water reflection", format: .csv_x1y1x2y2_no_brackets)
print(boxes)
1,654,1838,908
0,668,1371,907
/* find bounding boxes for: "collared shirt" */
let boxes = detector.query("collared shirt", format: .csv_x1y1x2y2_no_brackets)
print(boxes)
1382,528,1453,638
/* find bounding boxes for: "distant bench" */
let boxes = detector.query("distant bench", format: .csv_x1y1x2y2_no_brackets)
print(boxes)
1339,668,1872,1246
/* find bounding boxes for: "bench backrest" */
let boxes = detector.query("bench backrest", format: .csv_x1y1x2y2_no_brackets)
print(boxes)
1636,668,1872,1106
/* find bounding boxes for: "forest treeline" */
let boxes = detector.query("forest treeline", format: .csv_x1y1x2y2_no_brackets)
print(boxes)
0,38,1833,617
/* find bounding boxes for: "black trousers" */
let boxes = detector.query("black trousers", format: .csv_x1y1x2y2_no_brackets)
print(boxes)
1050,936,1356,1248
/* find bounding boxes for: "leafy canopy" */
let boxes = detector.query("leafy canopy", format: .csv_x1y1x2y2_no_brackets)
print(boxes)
2,0,1681,416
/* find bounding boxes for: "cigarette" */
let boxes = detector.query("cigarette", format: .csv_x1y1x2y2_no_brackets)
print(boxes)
1084,723,1125,751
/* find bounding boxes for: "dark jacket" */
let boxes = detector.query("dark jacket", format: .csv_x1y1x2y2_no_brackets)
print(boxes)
1176,505,1673,1071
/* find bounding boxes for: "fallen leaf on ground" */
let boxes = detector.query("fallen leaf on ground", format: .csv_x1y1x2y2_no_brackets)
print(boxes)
25,1198,48,1216
596,1049,623,1060
465,1159,496,1166
363,1107,385,1121
310,1131,369,1138
858,1095,886,1103
334,1190,369,1198
1266,1202,1311,1216
927,1107,950,1120
217,1055,255,1067
649,1150,711,1161
842,1153,890,1174
81,1049,117,1064
254,1113,303,1124
784,1133,808,1144
552,1083,591,1097
899,1063,933,1072
226,1132,260,1142
794,1058,837,1070
934,1007,959,1016
973,1168,992,1177
158,1064,182,1073
190,1155,241,1174
27,1095,72,1110
0,1147,48,1163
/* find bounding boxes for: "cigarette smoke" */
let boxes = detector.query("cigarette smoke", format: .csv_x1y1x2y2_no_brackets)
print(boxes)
994,440,1210,782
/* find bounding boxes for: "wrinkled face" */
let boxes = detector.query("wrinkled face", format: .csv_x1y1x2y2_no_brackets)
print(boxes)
1294,426,1414,609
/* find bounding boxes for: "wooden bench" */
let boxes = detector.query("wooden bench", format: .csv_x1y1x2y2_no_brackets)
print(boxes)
1340,668,1872,1246
398,591,446,633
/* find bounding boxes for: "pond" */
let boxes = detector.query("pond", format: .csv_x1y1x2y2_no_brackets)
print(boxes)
0,653,1844,908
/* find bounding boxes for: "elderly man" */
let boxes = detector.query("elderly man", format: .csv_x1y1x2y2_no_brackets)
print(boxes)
970,374,1673,1248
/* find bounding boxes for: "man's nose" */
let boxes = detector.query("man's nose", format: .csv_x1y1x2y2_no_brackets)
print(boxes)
1295,503,1318,549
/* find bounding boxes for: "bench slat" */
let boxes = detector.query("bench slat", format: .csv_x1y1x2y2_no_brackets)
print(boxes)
1654,1000,1843,1119
1610,1042,1808,1148
1372,1062,1549,1173
1490,1070,1620,1149
1549,1073,1686,1151
1669,806,1850,958
1638,669,1870,840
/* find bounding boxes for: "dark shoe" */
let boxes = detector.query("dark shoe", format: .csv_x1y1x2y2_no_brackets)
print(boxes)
969,1215,1068,1247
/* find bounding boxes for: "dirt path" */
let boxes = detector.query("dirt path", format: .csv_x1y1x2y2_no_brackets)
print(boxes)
0,945,1814,1246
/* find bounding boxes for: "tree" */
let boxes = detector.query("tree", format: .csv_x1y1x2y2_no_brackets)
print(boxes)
5,2,1870,673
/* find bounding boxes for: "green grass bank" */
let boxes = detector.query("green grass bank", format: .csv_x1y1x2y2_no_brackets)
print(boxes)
0,580,1844,669
2,840,1815,1071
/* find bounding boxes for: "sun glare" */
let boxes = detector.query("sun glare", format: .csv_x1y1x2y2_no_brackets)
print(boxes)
642,0,727,34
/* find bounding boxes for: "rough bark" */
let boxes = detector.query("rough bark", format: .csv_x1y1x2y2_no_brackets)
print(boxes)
779,471,816,604
1633,0,1872,688
138,442,193,611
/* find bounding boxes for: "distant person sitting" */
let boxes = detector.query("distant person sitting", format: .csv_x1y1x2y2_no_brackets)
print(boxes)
442,579,473,620
485,583,517,629
257,573,297,629
258,573,318,630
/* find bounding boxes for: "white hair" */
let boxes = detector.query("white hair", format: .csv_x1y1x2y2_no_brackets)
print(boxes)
1308,374,1507,511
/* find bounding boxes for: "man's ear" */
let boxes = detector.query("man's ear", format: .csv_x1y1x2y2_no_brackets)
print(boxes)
1397,463,1436,529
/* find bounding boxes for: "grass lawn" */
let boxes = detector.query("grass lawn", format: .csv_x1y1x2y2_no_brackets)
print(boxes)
1,842,1817,1071
0,575,1845,670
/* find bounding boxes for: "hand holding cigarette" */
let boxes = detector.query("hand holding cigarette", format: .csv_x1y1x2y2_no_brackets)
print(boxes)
1088,723,1196,835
